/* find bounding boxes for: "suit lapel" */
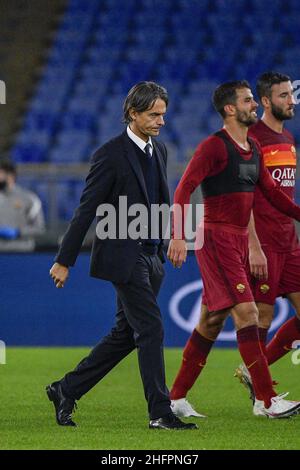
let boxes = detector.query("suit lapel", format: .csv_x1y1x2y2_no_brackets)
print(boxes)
152,140,170,205
122,132,150,207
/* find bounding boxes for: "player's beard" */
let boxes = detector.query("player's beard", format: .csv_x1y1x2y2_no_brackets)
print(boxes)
270,101,294,121
236,109,257,127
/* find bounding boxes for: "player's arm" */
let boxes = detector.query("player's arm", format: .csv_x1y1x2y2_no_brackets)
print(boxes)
168,136,226,268
50,148,116,288
248,211,268,280
257,151,300,220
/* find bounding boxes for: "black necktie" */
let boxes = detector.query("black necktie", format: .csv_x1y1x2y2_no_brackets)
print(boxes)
144,143,152,159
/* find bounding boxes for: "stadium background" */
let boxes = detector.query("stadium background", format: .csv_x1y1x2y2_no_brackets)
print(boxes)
1,0,300,347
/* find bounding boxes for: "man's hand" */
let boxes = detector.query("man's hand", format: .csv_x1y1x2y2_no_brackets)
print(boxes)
167,239,187,268
249,246,268,280
50,262,69,288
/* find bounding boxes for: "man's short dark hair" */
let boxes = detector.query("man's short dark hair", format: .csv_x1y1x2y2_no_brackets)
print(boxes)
256,71,291,102
123,81,168,124
0,158,16,175
212,80,251,118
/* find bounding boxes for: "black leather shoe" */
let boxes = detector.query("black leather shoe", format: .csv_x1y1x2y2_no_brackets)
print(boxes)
149,412,198,430
46,381,77,427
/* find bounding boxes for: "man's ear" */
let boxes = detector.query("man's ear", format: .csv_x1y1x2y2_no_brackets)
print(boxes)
129,108,137,121
261,96,271,109
224,103,236,117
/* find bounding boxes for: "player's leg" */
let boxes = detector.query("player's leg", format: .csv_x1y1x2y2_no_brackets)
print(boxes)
266,291,300,365
171,227,254,417
231,301,300,417
235,249,280,398
231,301,274,404
287,292,300,321
251,249,283,355
170,304,229,417
235,302,275,402
257,302,274,328
196,303,228,340
257,303,274,354
265,248,300,365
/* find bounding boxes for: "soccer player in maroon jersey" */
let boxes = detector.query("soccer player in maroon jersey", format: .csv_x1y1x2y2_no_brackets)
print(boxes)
168,80,300,419
235,72,300,405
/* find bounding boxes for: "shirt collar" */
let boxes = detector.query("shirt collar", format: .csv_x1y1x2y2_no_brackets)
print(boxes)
127,125,153,155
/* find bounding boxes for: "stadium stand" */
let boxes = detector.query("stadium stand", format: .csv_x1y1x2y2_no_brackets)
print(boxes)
4,0,300,224
0,0,66,154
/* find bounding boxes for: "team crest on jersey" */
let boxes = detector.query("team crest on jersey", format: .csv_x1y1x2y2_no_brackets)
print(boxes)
260,284,270,294
236,283,246,293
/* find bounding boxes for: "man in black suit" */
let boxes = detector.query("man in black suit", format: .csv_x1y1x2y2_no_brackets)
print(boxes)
47,81,197,430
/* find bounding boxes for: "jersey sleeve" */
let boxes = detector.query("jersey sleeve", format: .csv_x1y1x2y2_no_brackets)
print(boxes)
173,135,227,239
257,149,300,221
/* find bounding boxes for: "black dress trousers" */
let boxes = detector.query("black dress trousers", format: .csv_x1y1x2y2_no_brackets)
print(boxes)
60,251,171,420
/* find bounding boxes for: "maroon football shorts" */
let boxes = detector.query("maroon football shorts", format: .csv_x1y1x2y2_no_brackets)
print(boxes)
197,226,254,312
251,246,300,305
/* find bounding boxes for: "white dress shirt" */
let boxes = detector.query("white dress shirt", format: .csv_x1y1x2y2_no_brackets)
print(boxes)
127,125,153,156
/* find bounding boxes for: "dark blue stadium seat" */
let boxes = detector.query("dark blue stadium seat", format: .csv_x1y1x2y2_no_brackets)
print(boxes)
12,143,47,163
11,0,300,184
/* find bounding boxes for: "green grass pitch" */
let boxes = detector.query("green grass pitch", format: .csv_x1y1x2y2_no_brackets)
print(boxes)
1,347,299,450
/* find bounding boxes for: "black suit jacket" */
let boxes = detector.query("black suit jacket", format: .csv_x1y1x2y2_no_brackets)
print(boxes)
55,131,170,283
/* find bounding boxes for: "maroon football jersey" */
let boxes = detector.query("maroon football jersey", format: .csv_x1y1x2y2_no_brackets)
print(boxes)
249,120,298,252
173,128,300,239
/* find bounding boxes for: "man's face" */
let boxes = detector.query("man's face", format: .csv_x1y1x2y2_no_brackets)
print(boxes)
129,98,166,141
269,81,295,121
234,88,258,127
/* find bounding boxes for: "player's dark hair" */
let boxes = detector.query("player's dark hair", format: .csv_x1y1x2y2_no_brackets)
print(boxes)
256,71,291,102
123,81,168,124
0,158,16,176
212,80,251,118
